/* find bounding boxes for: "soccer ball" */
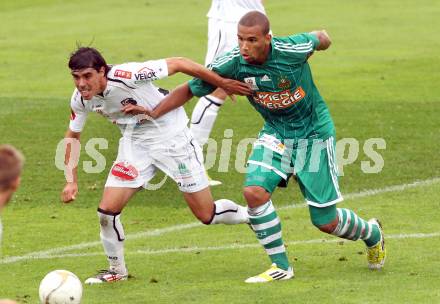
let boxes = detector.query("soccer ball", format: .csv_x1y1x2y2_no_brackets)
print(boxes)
38,270,83,304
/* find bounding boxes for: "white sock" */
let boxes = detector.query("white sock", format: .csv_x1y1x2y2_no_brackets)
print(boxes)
209,199,249,225
98,209,128,274
190,95,224,146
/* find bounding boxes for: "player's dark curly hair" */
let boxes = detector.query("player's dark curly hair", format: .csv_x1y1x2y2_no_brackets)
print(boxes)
68,47,111,75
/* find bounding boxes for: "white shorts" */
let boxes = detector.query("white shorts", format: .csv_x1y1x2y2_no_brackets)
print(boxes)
105,128,209,193
205,18,239,66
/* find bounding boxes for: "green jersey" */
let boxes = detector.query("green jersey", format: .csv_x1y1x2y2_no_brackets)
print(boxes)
188,33,334,140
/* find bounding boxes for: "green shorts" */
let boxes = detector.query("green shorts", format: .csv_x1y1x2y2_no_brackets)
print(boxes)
245,131,343,207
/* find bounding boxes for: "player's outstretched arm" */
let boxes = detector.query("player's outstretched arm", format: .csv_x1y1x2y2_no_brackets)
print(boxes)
120,82,193,118
151,83,193,119
310,30,331,51
165,57,251,96
61,129,81,203
0,299,17,304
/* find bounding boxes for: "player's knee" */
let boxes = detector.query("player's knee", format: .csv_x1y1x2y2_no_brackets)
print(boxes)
196,210,214,225
316,220,338,234
187,202,215,224
243,186,270,206
97,208,119,227
310,215,338,234
98,200,123,214
309,205,338,234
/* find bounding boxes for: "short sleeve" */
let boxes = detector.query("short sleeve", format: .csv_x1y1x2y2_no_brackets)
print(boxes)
289,33,320,50
69,90,88,133
188,77,216,97
188,48,239,97
110,59,169,87
274,33,319,63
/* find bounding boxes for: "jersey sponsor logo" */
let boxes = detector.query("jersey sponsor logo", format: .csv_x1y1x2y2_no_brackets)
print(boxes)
111,162,139,181
120,98,138,106
70,109,76,120
254,134,286,155
244,77,259,90
177,181,197,188
253,87,306,110
135,67,157,81
114,69,132,79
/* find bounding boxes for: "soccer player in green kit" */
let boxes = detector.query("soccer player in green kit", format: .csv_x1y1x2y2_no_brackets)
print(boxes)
125,11,386,283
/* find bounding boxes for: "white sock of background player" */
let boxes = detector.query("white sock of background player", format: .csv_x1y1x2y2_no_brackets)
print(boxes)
190,95,225,146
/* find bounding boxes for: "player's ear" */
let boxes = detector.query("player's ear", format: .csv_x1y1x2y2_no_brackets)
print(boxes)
98,66,106,76
265,33,272,44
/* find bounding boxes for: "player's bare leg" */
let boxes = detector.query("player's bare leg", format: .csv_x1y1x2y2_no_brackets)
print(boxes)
182,187,248,225
85,186,140,284
190,88,228,186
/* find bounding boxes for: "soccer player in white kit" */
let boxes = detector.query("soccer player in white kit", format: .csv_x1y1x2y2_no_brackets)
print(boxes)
0,145,24,304
190,0,266,185
61,47,252,284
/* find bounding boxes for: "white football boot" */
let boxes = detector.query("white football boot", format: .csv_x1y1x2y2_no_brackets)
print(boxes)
245,263,294,283
85,269,128,284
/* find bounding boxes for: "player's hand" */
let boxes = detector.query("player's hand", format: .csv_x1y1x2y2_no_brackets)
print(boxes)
220,79,252,96
121,104,149,116
61,182,78,203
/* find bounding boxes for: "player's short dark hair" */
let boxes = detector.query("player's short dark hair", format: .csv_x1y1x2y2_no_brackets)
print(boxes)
68,47,110,74
0,145,24,191
239,11,270,35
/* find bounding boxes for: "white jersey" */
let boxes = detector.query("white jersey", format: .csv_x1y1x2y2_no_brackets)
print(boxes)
204,0,267,65
207,0,266,23
69,59,188,142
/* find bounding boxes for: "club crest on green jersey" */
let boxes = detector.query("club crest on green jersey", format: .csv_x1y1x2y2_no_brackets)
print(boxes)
277,76,291,90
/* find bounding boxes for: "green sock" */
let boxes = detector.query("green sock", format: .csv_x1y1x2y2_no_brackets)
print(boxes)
332,208,381,247
249,200,290,270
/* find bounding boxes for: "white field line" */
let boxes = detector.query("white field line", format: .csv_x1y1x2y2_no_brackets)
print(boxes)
1,232,439,263
279,176,440,210
0,222,202,264
1,177,439,265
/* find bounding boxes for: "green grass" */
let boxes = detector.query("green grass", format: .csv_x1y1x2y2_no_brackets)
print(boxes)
1,0,439,303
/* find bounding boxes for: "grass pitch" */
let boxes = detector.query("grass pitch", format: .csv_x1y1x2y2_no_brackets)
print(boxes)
0,0,439,303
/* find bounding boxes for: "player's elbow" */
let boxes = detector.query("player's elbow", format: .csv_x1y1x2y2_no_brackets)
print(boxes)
315,30,331,51
166,57,190,75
